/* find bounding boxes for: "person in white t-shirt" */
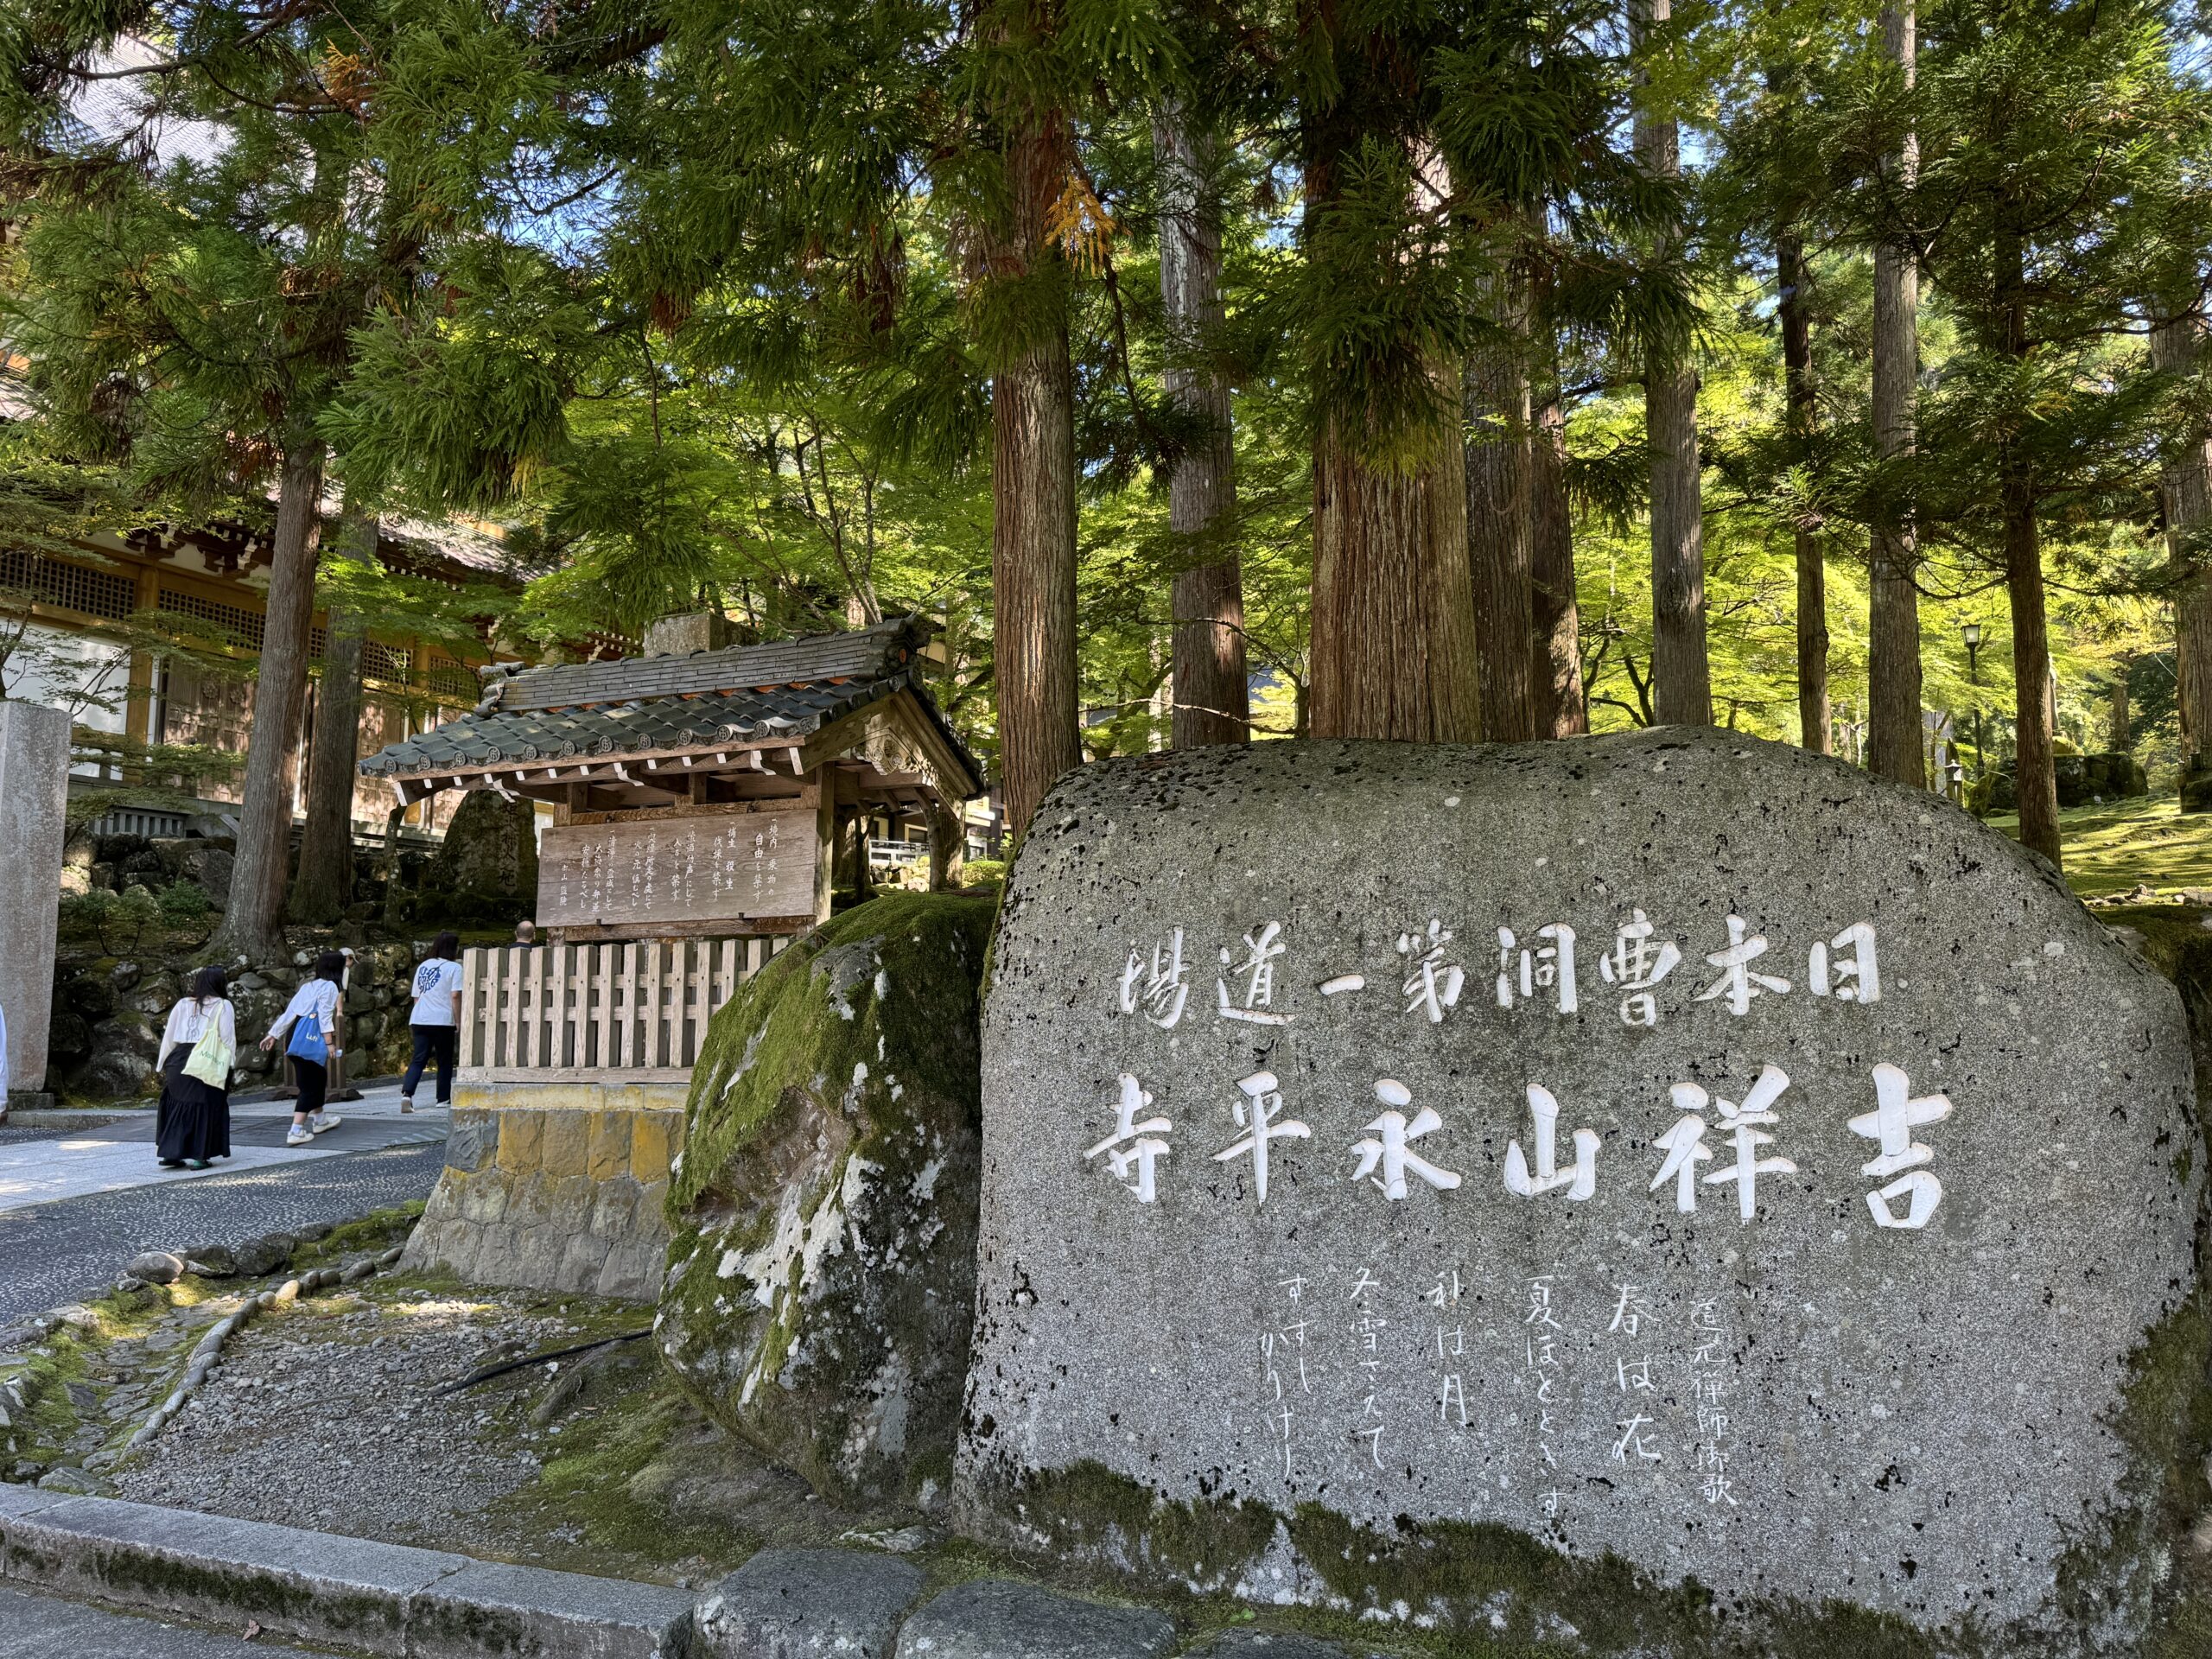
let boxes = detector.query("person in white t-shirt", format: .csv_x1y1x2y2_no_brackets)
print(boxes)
260,951,346,1147
400,931,465,1114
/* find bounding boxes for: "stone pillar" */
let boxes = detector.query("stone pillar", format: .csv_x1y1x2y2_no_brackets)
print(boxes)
0,701,70,1106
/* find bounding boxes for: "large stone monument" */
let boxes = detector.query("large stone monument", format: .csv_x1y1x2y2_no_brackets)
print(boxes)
0,700,69,1112
960,729,2205,1643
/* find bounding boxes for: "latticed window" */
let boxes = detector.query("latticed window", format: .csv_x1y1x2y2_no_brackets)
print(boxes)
428,656,478,706
363,640,412,686
156,585,264,649
0,550,136,621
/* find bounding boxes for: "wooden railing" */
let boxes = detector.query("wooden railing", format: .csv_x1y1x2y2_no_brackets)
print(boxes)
459,936,792,1083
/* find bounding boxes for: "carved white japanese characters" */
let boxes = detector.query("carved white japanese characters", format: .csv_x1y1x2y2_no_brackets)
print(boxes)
1086,1072,1173,1203
1120,931,1192,1028
1218,922,1292,1025
1694,916,1792,1015
1700,1065,1796,1222
1599,908,1681,1027
1850,1063,1953,1229
1351,1080,1463,1198
1214,1069,1311,1204
1649,1084,1716,1213
1498,924,1579,1014
1396,919,1465,1023
1505,1085,1599,1201
1809,921,1881,1002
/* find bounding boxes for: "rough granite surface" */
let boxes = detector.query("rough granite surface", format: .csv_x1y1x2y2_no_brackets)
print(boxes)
662,894,996,1509
889,1580,1176,1659
693,1546,926,1658
957,731,2205,1635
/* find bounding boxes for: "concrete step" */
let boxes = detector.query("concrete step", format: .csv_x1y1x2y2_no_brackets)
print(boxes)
0,1484,693,1658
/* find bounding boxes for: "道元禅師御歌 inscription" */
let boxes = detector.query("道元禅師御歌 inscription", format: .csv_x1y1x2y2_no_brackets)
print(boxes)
537,809,814,929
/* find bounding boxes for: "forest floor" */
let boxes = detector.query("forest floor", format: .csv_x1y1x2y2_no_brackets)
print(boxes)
1986,792,2212,897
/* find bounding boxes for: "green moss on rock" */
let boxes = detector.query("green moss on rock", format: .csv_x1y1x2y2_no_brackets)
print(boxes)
659,893,995,1510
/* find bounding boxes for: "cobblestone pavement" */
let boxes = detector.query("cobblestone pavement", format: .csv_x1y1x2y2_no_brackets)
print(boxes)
0,1587,325,1657
0,1141,447,1324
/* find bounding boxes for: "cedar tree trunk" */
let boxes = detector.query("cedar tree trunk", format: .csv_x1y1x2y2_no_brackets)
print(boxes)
1531,377,1586,736
289,504,374,924
1156,103,1249,747
2152,313,2212,777
213,437,324,956
1998,217,2060,866
1777,231,1830,753
1866,3,1925,785
1466,271,1541,742
1633,0,1712,726
989,118,1083,842
1310,399,1480,741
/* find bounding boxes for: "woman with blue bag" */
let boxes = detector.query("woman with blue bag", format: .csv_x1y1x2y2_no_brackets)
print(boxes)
156,965,237,1169
260,950,346,1148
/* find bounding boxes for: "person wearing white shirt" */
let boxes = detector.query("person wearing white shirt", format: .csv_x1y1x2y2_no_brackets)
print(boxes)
260,950,346,1147
399,931,465,1114
156,965,237,1169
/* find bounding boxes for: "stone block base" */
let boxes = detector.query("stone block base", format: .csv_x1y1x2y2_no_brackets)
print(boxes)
402,1082,687,1302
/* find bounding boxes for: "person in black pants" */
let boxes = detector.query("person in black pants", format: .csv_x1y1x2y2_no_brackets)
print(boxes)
401,931,465,1113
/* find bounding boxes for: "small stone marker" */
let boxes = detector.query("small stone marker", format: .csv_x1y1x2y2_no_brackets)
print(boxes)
0,700,69,1101
959,731,2204,1637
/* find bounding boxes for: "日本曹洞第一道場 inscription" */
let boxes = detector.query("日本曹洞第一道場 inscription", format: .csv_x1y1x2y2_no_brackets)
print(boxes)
958,728,2203,1637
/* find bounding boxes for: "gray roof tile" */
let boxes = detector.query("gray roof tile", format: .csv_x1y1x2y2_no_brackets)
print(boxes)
358,618,982,795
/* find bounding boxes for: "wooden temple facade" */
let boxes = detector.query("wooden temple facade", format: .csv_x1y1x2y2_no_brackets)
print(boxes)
359,613,985,1085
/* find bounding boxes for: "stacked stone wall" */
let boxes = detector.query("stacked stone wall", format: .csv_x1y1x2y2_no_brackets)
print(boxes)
400,1084,684,1301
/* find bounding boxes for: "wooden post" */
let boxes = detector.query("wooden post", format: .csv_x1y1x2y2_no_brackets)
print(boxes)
811,769,836,925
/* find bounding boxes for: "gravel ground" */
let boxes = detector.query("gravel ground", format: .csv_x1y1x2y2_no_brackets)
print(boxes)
112,1288,612,1544
0,1143,446,1323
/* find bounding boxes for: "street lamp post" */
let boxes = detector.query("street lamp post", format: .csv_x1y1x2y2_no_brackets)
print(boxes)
1963,623,1986,819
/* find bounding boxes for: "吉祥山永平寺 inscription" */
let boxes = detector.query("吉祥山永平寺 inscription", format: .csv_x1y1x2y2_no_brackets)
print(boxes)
958,729,2202,1637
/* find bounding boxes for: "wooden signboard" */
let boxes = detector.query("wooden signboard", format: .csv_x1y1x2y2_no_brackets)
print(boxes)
539,807,816,930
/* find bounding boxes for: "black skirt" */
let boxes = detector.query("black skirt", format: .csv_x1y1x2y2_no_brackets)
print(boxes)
157,1051,232,1164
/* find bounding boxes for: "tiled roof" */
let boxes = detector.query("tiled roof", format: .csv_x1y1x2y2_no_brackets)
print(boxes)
358,617,982,796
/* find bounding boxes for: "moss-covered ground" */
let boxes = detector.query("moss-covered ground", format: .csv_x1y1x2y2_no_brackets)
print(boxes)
1980,793,2212,897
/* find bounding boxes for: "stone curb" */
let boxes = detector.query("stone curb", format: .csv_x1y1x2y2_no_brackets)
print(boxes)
0,1487,695,1658
126,1246,408,1452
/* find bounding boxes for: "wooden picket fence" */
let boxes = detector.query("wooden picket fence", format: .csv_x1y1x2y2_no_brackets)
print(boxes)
458,937,792,1083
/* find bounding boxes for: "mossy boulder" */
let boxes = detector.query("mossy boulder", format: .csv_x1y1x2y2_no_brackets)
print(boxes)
658,892,995,1511
417,787,538,925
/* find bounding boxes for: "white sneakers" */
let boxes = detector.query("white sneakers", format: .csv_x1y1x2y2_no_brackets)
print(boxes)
286,1112,341,1147
398,1097,415,1114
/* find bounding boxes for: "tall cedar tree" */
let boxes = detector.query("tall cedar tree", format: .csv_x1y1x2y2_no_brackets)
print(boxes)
1632,0,1713,725
2154,309,2212,778
6,3,580,942
1283,0,1674,741
1155,94,1249,747
1866,2,1925,786
0,16,378,955
1887,0,2211,864
579,0,1185,839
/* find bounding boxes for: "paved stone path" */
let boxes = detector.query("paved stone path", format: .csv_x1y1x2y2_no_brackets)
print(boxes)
0,1089,448,1323
0,1587,323,1656
0,1085,445,1213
